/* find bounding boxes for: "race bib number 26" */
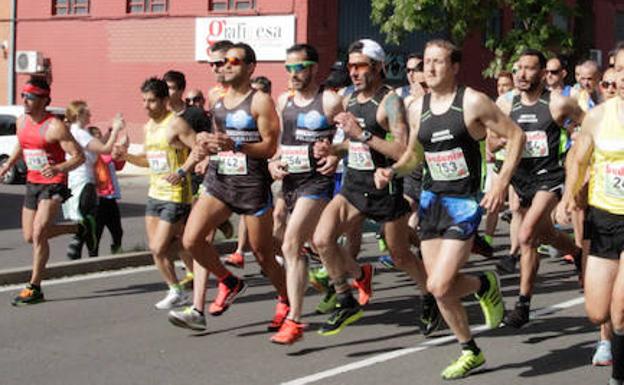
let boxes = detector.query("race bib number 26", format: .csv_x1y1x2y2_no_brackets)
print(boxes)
605,163,624,198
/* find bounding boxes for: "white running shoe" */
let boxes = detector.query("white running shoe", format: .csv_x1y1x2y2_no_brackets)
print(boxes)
168,307,207,331
155,289,190,310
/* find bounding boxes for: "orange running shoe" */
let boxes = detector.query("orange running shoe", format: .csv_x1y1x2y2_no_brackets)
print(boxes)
208,277,247,316
270,319,304,345
353,264,374,306
267,298,290,331
224,251,245,269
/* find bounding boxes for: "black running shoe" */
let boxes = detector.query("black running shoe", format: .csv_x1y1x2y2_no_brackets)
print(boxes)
11,284,44,306
472,235,494,258
500,209,512,223
419,293,442,336
317,303,363,336
496,254,517,275
503,301,530,328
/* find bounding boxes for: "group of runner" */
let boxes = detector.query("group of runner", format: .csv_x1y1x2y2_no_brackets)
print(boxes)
4,37,624,383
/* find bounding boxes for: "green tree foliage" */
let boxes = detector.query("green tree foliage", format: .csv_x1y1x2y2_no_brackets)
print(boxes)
371,0,575,78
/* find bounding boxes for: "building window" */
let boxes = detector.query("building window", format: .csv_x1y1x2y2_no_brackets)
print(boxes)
127,0,168,13
53,0,90,15
210,0,255,11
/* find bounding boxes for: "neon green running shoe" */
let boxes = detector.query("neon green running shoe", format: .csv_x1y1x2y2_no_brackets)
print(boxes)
377,238,388,252
441,350,486,380
308,267,330,292
315,286,337,314
475,271,504,329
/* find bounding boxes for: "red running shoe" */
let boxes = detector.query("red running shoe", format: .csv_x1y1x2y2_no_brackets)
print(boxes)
270,319,304,345
267,298,290,331
225,251,245,269
353,264,374,306
208,277,247,316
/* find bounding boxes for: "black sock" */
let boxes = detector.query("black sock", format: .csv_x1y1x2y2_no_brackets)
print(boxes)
460,339,481,355
222,274,238,288
337,291,358,308
476,274,489,297
193,307,204,316
612,331,624,380
518,295,531,306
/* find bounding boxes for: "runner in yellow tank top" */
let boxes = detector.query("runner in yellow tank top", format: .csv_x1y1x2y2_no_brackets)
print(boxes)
558,46,624,384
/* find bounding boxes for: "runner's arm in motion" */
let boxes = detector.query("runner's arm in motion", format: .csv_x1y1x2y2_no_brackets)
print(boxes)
245,91,280,159
0,117,23,176
46,118,85,176
86,113,125,154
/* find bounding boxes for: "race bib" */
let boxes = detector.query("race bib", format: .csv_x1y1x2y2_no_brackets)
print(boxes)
605,163,624,198
217,151,247,175
23,149,49,171
281,145,311,174
146,151,170,174
425,148,470,181
523,131,549,158
348,142,375,171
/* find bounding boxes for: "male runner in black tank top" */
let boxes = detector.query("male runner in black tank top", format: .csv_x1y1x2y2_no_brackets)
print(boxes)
312,39,432,337
377,39,525,380
180,43,288,332
497,49,584,329
266,44,343,344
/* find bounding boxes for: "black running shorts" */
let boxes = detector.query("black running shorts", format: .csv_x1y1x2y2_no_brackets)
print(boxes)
585,206,624,260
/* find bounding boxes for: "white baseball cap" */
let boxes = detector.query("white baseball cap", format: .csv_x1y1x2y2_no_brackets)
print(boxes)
359,39,386,63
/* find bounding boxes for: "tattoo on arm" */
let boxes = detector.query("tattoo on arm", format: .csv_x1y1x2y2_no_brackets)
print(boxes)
384,92,408,142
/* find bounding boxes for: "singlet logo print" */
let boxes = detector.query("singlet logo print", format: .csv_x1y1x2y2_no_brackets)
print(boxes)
431,129,454,143
226,110,256,130
297,111,329,130
517,114,538,124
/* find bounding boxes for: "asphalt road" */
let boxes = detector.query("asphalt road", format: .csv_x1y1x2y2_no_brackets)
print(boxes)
0,237,608,385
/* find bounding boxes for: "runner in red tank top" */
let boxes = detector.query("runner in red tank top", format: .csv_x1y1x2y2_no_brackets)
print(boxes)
0,78,88,306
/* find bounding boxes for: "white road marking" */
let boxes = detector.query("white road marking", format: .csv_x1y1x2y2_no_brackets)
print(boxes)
281,296,586,385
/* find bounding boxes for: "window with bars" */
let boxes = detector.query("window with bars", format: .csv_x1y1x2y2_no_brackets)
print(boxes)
210,0,254,11
127,0,168,13
53,0,90,15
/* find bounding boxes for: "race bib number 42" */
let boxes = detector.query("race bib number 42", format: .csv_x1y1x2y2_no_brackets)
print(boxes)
23,149,49,171
146,151,170,174
218,151,247,175
605,163,624,198
523,131,549,158
425,148,470,181
281,145,311,174
348,142,375,171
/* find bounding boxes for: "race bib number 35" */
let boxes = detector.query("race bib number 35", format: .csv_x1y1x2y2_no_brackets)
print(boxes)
23,149,49,171
348,142,375,171
218,151,248,175
146,151,170,174
425,148,470,181
281,145,311,174
523,131,549,158
605,163,624,198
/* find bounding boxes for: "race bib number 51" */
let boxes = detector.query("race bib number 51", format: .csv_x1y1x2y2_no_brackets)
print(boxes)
425,148,470,181
23,149,49,171
348,142,375,171
218,151,248,175
146,151,170,174
281,145,311,174
605,163,624,198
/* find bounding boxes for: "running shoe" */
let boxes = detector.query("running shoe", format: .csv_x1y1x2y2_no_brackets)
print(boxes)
267,298,290,331
218,219,234,239
11,284,44,306
496,254,517,275
378,255,395,269
315,286,337,314
110,244,122,254
377,238,388,252
475,271,504,329
317,303,363,336
270,319,304,345
78,215,98,256
592,340,613,366
308,266,331,292
66,237,82,260
471,235,494,258
503,301,530,328
537,244,559,258
155,288,190,310
168,307,207,331
208,277,247,316
441,350,486,380
420,293,442,336
179,273,194,291
562,254,575,264
353,264,374,306
224,251,245,269
500,209,512,223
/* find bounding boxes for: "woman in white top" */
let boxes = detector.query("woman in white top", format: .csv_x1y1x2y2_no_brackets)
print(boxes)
62,100,123,258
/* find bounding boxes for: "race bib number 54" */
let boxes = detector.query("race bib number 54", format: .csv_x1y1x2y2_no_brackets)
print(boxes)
281,145,311,174
425,148,470,181
605,163,624,198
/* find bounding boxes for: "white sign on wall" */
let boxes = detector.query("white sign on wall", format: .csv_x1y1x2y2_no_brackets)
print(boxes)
195,15,296,62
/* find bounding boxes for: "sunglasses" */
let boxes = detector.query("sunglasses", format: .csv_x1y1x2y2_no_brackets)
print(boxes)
284,60,316,73
21,93,39,101
185,96,204,104
546,69,562,75
209,59,226,69
224,57,244,66
347,62,371,72
601,80,617,89
406,63,424,73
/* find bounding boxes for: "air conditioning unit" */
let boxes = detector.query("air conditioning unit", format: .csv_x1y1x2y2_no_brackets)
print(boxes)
15,51,43,73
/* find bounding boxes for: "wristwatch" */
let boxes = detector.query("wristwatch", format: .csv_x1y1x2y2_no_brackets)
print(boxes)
358,131,373,142
176,168,187,178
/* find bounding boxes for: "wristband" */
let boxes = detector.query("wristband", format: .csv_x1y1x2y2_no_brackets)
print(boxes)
176,168,187,178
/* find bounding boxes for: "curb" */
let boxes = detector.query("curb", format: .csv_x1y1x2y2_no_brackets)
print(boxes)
0,240,237,286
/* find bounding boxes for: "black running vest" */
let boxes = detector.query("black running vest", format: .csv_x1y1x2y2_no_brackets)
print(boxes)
418,86,483,196
509,91,564,177
343,85,396,194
